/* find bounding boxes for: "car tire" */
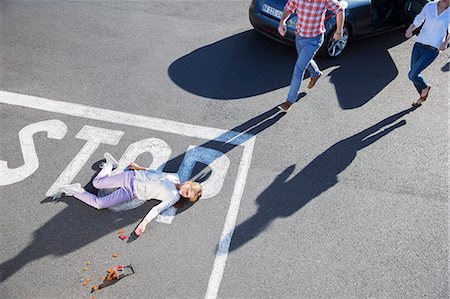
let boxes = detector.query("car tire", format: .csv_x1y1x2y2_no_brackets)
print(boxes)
319,24,350,59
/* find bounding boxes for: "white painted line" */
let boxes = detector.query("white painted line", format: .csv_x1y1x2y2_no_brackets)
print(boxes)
205,139,255,299
0,90,256,298
0,91,252,145
156,206,177,224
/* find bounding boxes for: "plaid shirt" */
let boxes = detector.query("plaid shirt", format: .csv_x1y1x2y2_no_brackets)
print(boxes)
285,0,344,38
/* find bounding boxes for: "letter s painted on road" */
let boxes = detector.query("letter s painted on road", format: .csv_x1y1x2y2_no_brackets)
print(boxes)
0,120,68,186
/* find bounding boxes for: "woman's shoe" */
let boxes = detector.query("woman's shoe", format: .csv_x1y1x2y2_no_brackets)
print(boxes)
412,86,431,108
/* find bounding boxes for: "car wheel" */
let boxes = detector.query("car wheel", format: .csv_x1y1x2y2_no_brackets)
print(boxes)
320,25,350,59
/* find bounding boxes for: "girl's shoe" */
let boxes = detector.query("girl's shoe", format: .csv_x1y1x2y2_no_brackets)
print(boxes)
103,153,119,168
52,183,82,199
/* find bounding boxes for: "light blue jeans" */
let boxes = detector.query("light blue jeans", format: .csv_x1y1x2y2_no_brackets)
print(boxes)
408,42,439,94
287,34,324,103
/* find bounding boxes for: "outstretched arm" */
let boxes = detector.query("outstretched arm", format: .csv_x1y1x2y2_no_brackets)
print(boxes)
135,218,150,236
134,193,180,236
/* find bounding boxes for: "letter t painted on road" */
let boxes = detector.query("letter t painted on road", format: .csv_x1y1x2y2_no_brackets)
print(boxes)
45,125,124,197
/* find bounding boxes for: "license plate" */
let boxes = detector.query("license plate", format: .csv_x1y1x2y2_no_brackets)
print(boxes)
262,4,283,19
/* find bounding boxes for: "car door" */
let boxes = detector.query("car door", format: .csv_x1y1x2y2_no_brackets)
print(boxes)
402,0,430,24
345,0,372,37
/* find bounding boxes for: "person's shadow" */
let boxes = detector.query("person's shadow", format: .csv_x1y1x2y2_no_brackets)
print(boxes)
168,29,406,109
0,107,286,283
229,107,414,252
0,171,157,283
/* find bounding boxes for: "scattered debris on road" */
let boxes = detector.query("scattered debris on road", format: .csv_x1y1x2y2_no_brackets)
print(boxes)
91,265,135,293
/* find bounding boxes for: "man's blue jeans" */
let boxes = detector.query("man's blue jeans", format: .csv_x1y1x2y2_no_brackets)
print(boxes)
287,34,324,103
408,42,439,94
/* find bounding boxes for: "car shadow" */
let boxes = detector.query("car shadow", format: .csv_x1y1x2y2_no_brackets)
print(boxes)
168,30,297,100
324,29,406,109
0,106,286,283
168,29,406,109
229,107,414,252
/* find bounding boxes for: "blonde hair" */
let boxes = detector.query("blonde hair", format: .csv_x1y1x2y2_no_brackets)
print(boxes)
174,182,203,208
189,182,203,202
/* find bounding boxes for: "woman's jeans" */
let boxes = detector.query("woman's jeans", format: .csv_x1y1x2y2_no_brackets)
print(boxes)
287,34,324,103
74,164,136,209
408,42,439,94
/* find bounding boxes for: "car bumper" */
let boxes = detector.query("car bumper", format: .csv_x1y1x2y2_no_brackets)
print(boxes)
249,8,296,45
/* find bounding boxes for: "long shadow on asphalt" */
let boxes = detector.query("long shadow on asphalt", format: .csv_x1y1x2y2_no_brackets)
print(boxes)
0,107,286,283
168,29,406,109
229,107,414,252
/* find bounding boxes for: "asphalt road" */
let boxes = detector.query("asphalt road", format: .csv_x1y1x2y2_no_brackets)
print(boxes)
1,1,448,298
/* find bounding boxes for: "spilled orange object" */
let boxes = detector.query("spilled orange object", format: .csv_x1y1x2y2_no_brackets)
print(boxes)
83,277,92,286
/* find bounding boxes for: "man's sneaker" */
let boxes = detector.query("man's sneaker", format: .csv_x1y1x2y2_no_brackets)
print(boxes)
278,101,292,112
104,153,119,169
52,183,82,199
307,73,321,89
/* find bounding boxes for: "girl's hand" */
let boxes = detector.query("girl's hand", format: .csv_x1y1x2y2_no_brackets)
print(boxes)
135,220,149,236
128,161,139,170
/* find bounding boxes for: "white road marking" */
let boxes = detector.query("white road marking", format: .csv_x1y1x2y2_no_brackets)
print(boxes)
154,145,231,224
0,119,67,186
0,91,250,144
178,145,231,199
205,140,255,299
112,138,172,175
156,206,178,224
0,90,256,298
45,126,124,197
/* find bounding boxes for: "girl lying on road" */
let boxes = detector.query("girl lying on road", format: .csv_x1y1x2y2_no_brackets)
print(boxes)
52,153,203,236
